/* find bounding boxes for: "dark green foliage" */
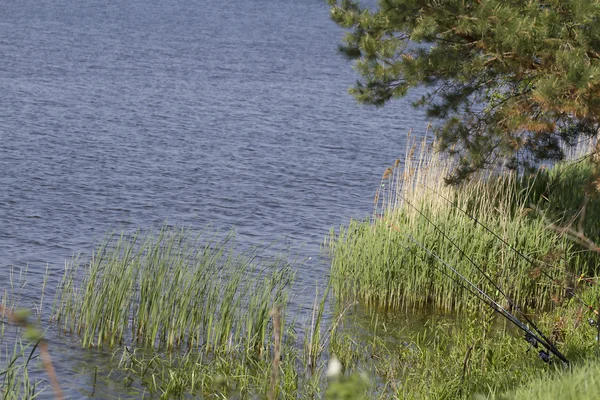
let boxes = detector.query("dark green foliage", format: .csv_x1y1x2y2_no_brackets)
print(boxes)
329,0,600,182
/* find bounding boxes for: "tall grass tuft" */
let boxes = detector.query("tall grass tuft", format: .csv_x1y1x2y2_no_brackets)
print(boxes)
1,266,58,399
495,358,600,400
53,226,295,355
52,225,370,398
326,139,600,313
0,339,40,400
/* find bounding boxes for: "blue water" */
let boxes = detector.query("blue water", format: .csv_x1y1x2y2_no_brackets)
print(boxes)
0,0,429,397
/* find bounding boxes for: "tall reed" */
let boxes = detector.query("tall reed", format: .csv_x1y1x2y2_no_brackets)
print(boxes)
326,140,600,312
53,226,295,355
1,266,56,399
0,339,39,400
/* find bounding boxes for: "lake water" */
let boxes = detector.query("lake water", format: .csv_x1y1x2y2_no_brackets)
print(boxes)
0,0,429,397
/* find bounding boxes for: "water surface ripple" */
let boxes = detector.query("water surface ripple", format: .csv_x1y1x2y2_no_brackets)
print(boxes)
0,0,429,397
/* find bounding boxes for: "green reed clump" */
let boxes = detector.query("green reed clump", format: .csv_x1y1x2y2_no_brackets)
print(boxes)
325,140,600,312
1,266,57,399
53,226,295,354
0,339,40,400
51,225,367,398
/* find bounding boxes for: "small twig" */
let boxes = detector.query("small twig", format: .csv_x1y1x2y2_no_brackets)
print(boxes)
461,344,474,385
38,340,63,399
530,203,600,254
458,343,474,399
268,306,282,400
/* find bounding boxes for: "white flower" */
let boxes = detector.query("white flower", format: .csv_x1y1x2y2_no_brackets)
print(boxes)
326,355,342,378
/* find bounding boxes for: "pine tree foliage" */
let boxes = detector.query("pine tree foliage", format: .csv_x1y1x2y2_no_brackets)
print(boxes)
329,0,600,182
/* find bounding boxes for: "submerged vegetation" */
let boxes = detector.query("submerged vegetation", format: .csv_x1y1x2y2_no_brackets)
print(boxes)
324,138,600,398
4,140,600,398
54,227,295,352
330,294,600,399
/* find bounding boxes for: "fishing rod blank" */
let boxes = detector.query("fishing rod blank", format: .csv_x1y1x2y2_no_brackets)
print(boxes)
381,189,570,364
413,178,599,316
379,216,563,363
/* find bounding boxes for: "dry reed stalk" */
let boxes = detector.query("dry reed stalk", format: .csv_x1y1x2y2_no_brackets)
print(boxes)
268,305,281,400
531,201,600,253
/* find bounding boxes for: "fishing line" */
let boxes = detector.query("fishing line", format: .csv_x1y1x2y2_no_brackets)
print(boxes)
379,216,563,363
412,178,599,317
381,187,569,364
383,218,532,331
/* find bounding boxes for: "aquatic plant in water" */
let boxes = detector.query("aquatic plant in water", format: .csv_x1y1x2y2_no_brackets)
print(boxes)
326,139,600,314
53,226,295,353
324,137,600,398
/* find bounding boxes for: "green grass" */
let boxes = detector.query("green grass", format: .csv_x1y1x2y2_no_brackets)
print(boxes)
0,267,52,399
495,359,600,400
325,140,600,313
53,226,294,353
51,225,343,398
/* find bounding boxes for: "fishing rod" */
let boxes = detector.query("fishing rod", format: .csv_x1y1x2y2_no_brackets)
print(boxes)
378,215,566,364
411,178,600,318
382,218,540,332
378,188,570,364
